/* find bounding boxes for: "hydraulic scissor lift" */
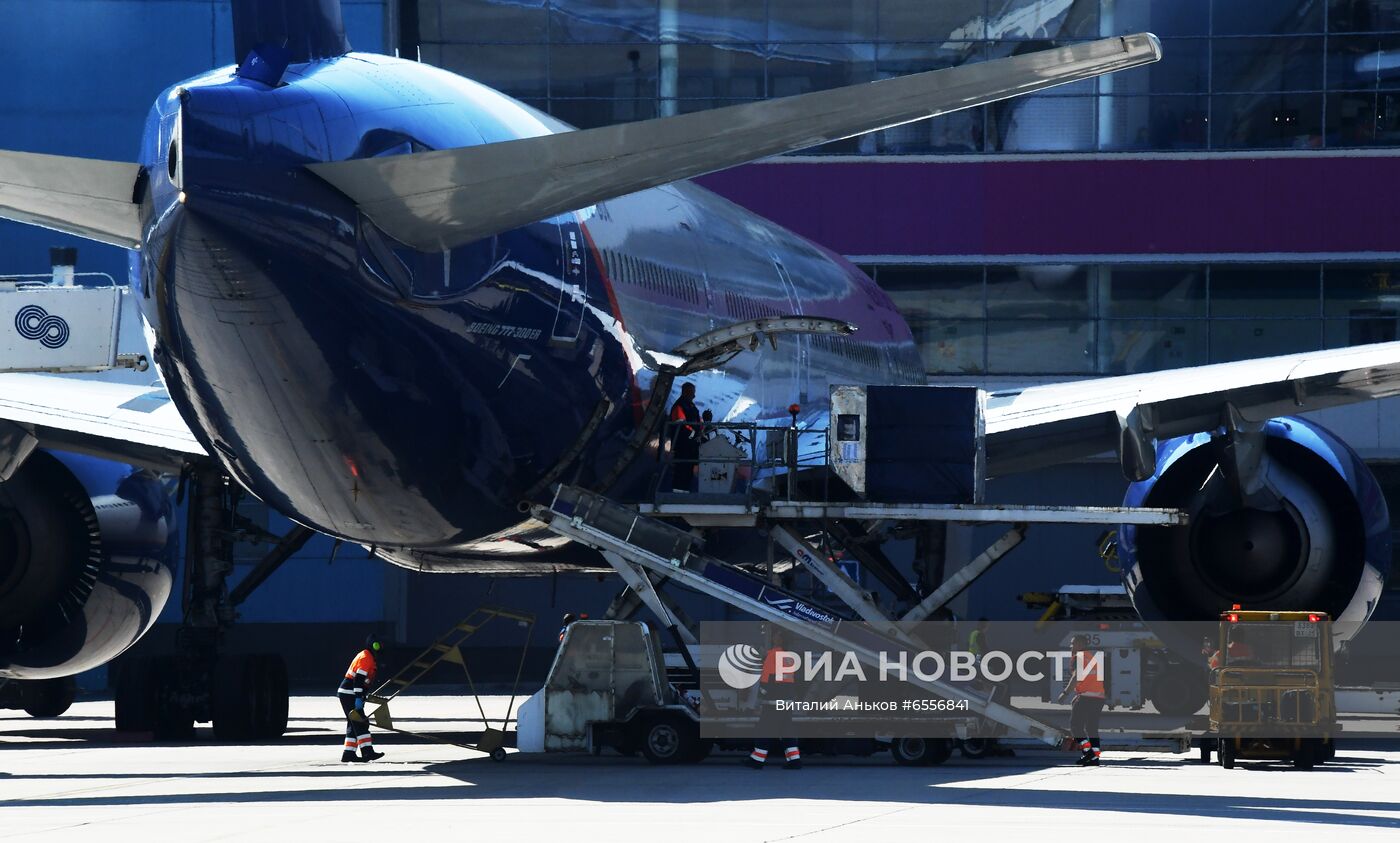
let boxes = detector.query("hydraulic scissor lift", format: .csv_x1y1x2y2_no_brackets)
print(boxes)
533,483,1192,753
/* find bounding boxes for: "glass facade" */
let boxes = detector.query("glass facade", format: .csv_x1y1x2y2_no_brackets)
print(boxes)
416,0,1400,153
871,262,1400,376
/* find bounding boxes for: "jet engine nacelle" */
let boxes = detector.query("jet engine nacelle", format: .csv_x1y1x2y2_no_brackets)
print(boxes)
0,450,176,679
1120,416,1389,654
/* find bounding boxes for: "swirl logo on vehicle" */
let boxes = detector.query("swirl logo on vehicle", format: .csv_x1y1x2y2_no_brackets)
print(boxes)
15,305,70,349
716,643,766,689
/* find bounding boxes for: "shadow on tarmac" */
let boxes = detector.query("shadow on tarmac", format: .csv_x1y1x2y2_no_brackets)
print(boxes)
4,747,1398,831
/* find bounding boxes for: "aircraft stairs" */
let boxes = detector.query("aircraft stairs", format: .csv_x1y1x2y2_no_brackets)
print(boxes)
364,605,536,759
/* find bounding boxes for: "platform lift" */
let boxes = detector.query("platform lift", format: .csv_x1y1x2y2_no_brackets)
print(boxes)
529,466,1194,759
0,262,149,374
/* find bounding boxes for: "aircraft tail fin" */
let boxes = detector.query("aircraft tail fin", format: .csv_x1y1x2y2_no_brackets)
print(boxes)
0,150,142,249
309,34,1161,251
233,0,350,67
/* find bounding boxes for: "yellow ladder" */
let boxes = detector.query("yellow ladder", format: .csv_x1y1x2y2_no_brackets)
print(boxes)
365,604,536,758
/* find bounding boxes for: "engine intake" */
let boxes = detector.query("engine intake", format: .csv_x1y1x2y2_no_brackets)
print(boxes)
1120,416,1389,653
0,450,175,679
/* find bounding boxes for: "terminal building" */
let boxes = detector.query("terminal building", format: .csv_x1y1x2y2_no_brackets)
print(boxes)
4,0,1399,684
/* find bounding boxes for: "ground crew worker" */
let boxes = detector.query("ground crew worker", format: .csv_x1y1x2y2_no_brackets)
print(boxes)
669,382,702,491
1206,628,1255,670
968,618,990,658
338,633,386,763
747,628,801,770
1056,633,1105,766
559,613,577,643
968,617,992,691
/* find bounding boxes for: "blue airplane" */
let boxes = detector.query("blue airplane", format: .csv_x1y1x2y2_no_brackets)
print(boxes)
0,0,1395,736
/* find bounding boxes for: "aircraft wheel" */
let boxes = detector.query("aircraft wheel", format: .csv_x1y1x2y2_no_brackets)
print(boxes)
250,653,289,739
115,658,157,732
151,657,194,741
212,655,255,740
21,677,76,718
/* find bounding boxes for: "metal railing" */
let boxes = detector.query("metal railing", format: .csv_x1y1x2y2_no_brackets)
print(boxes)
653,417,830,505
1212,669,1329,730
0,272,120,288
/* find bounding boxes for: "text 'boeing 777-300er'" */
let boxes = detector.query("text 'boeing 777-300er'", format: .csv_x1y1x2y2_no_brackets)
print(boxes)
1,0,1398,736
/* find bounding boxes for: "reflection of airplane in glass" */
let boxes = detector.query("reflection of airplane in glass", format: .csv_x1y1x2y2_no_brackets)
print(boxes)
0,0,1395,735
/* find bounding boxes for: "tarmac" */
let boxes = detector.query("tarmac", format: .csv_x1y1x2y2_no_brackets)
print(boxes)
4,694,1400,841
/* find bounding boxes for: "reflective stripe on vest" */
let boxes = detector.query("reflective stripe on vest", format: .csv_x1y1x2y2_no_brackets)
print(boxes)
1073,650,1106,698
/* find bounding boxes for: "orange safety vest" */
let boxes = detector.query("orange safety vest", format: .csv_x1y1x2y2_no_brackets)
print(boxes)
1208,640,1254,670
760,647,796,684
1071,650,1105,698
346,649,377,685
670,400,699,436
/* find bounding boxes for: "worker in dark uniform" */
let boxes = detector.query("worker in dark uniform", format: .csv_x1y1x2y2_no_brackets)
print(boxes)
747,627,802,769
1056,633,1106,765
338,633,386,762
559,612,577,643
669,382,701,492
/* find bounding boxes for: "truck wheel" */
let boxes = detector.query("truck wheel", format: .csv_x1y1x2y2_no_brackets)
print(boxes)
892,737,952,766
1219,739,1235,770
959,738,997,760
1198,739,1213,764
21,677,76,718
1293,740,1316,770
638,716,697,764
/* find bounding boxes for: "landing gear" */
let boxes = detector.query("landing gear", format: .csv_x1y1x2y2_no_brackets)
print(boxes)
0,677,77,718
113,463,307,741
211,654,288,740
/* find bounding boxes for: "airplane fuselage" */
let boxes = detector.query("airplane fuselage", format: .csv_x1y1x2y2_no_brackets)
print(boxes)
133,53,921,568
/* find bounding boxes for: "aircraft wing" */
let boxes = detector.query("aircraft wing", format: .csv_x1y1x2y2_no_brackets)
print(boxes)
309,34,1161,251
984,341,1400,479
0,374,206,471
0,150,142,249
